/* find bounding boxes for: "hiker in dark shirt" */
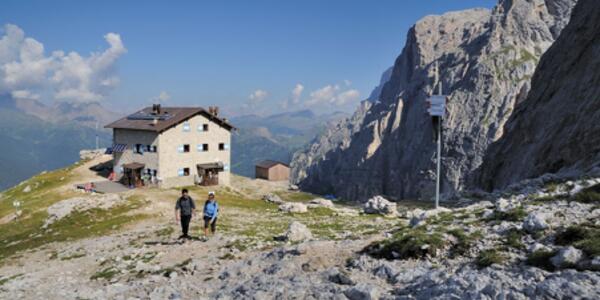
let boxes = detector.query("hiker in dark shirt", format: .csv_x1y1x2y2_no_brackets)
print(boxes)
203,191,219,238
175,189,195,239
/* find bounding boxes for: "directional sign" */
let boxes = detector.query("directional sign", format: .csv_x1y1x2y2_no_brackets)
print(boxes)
427,95,447,117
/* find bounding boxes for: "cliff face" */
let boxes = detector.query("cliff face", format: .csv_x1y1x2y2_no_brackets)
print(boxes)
477,0,600,190
292,0,577,201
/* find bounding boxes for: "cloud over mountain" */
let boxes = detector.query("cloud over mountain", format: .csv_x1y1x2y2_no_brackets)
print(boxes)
0,24,126,103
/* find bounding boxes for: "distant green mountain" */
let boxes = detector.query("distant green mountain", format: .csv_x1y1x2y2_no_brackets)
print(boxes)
0,108,111,191
230,110,347,178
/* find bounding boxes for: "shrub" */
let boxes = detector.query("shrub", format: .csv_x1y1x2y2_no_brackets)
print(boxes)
476,249,505,268
504,228,525,250
526,250,557,271
447,229,476,256
554,224,600,256
571,184,600,204
363,227,444,260
489,206,527,222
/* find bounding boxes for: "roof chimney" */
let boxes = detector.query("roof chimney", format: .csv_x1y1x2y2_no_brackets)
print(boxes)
208,106,219,116
152,104,161,115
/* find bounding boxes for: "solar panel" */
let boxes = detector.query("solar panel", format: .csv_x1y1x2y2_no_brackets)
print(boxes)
127,111,172,121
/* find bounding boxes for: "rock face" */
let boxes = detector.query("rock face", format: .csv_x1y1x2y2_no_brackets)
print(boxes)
292,0,577,201
477,0,600,190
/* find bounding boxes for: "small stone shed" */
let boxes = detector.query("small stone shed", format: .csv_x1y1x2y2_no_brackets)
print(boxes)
255,160,290,181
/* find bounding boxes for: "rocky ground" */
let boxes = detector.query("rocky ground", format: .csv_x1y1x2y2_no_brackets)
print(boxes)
1,155,599,299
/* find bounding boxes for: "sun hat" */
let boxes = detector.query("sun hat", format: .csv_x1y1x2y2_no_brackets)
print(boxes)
208,191,215,196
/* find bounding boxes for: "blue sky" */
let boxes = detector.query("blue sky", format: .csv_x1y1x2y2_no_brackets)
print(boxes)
0,0,495,116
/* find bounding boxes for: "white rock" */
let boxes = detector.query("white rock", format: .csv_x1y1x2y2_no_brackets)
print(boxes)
551,246,583,268
278,202,308,213
482,209,495,219
23,185,32,193
344,283,380,300
409,207,452,227
307,198,334,209
363,195,397,216
263,194,284,205
523,212,549,233
528,243,551,253
495,198,517,213
283,221,312,242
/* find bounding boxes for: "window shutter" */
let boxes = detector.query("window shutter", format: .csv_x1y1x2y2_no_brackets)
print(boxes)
224,143,230,150
183,121,190,132
197,144,202,152
178,168,184,176
178,145,184,153
224,164,230,171
197,125,203,132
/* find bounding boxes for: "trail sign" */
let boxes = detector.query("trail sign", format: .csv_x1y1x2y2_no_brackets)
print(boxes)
427,95,447,117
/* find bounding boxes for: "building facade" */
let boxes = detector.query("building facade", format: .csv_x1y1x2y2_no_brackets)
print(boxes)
106,106,234,188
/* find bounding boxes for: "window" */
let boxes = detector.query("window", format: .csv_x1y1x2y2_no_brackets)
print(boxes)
224,163,230,171
183,121,190,132
183,144,190,152
152,145,158,152
219,143,225,151
197,124,209,132
134,144,143,154
197,144,209,152
145,145,157,153
183,168,190,176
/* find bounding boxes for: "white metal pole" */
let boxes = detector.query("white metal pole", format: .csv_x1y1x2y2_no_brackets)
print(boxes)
435,64,442,209
95,121,99,150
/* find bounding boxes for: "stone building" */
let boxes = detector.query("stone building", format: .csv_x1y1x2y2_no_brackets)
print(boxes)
105,105,234,188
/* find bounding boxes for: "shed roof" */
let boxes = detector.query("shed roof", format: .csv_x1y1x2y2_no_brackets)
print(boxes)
255,160,289,169
123,162,145,169
105,106,235,133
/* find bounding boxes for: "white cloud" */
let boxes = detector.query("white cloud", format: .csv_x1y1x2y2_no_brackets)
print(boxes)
336,89,360,105
11,89,40,100
246,89,268,108
0,24,126,103
291,83,304,104
305,83,360,107
151,91,171,103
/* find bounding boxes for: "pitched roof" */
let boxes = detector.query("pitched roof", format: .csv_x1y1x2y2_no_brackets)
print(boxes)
255,160,289,169
105,106,235,133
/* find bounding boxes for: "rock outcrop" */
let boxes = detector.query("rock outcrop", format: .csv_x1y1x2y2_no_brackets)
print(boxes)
292,0,577,201
477,0,600,190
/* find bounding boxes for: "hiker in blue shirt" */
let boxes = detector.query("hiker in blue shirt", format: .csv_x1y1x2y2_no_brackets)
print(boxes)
203,191,219,237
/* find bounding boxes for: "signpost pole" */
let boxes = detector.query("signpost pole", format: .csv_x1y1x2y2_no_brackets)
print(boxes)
435,65,442,209
435,114,441,209
427,62,445,209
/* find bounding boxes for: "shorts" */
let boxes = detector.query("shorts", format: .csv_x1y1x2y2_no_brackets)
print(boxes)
203,216,217,232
